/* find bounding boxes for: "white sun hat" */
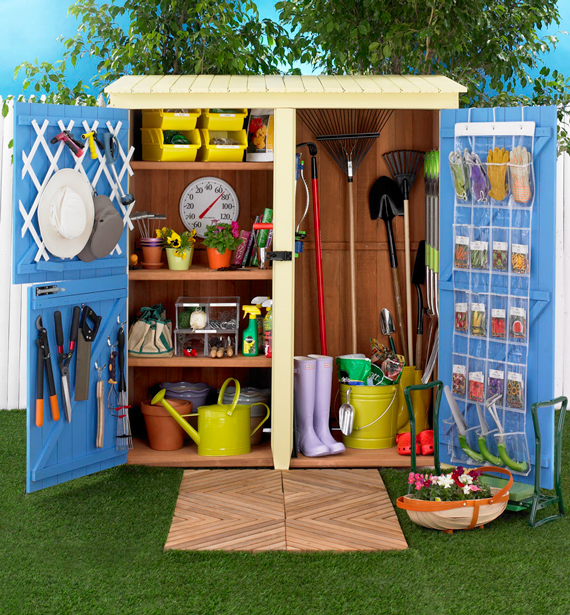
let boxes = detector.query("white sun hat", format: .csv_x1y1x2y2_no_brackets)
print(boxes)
37,169,95,259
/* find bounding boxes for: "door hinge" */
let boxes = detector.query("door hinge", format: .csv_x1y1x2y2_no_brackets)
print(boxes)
267,251,292,262
35,285,63,296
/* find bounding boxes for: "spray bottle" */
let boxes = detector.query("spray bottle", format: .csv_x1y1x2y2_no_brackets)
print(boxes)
242,305,261,356
262,299,273,358
251,296,269,354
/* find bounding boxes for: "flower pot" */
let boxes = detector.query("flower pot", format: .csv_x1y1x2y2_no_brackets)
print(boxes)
141,398,192,450
207,247,232,270
396,466,512,533
141,245,163,266
166,246,193,270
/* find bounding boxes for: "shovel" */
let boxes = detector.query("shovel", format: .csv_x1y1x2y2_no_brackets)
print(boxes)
369,176,407,362
486,395,529,472
339,388,354,436
444,385,484,462
380,308,397,355
476,397,503,466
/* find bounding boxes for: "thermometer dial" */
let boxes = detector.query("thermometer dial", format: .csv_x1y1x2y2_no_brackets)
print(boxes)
179,177,239,238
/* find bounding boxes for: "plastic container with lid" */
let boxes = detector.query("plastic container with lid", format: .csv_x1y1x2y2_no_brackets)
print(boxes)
142,109,201,130
160,382,212,409
197,129,247,162
220,386,271,445
141,128,201,162
198,109,248,131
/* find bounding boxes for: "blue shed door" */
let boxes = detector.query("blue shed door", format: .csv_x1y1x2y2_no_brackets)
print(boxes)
12,102,131,284
439,106,557,489
27,275,128,493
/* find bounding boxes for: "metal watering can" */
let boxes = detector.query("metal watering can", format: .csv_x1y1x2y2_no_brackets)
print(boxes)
151,378,270,456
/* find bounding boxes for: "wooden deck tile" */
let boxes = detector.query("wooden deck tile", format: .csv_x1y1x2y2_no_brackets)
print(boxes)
165,469,407,552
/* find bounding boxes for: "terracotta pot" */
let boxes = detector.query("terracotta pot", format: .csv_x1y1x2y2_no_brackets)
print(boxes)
141,398,192,450
206,247,232,270
141,245,163,265
396,466,513,533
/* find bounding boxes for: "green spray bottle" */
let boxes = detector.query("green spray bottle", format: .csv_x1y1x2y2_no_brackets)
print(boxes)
242,305,261,356
251,296,269,355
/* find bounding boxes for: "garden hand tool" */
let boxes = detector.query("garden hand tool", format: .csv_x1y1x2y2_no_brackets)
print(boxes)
54,306,80,422
448,150,469,200
106,336,119,412
510,146,532,203
103,132,135,230
81,130,104,160
338,388,354,436
412,242,425,371
464,149,489,202
50,130,84,158
35,316,60,427
369,176,407,361
476,398,503,466
74,305,102,402
115,321,132,451
486,394,528,472
383,150,425,366
487,147,509,201
443,385,484,462
95,361,106,448
380,308,397,355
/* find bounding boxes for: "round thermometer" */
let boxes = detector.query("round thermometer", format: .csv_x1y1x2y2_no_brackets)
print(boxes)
179,177,239,238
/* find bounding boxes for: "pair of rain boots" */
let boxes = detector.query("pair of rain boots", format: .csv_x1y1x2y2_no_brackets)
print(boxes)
294,355,345,457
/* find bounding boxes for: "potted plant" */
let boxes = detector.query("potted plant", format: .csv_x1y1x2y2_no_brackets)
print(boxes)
396,466,512,533
203,221,243,269
157,227,197,271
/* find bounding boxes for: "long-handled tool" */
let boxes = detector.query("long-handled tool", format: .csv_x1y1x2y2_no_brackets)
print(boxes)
298,109,393,353
54,306,80,422
35,317,60,427
383,150,425,365
412,241,426,371
74,306,102,402
486,395,528,472
476,397,503,466
297,141,327,355
103,132,135,229
380,308,397,355
95,361,106,448
369,176,407,361
115,320,132,451
444,385,483,462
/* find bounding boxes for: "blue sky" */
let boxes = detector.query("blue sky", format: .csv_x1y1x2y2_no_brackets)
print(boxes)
0,0,568,98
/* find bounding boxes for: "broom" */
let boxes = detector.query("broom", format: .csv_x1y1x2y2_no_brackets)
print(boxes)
298,109,393,353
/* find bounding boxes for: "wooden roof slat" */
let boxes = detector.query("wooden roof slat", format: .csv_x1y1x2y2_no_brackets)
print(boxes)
316,75,345,93
189,75,215,93
283,75,305,93
208,75,231,93
104,74,147,94
246,75,268,92
228,75,249,91
264,75,286,92
131,75,164,93
169,75,198,93
300,75,325,93
333,75,362,93
367,76,403,93
149,75,182,93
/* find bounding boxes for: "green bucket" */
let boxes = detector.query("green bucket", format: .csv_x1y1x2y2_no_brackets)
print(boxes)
340,384,399,449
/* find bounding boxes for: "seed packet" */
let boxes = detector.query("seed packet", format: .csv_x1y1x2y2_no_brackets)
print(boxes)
468,371,484,402
452,364,466,396
470,240,489,270
507,372,524,409
492,241,508,272
455,303,468,332
511,244,529,274
454,236,469,269
471,303,486,337
488,369,505,399
509,307,527,340
491,309,506,339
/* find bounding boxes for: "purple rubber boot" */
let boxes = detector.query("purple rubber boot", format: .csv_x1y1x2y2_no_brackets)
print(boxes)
294,356,330,457
308,354,346,455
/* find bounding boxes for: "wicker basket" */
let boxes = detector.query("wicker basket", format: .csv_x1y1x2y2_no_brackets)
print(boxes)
396,466,512,533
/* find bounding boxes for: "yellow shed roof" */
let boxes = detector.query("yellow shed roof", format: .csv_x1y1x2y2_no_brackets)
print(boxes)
105,74,466,110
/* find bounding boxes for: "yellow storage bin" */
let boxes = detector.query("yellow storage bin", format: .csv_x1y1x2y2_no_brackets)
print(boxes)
197,129,247,162
141,128,201,162
142,109,201,130
198,109,248,131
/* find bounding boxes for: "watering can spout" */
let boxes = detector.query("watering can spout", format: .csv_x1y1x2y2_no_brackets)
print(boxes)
151,389,201,445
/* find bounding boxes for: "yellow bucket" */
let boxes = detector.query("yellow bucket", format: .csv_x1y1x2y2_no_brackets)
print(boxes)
396,366,431,433
340,384,399,449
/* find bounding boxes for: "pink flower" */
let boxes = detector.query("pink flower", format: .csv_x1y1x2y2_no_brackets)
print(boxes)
415,481,423,491
469,485,481,492
231,221,239,238
430,475,439,484
408,472,415,484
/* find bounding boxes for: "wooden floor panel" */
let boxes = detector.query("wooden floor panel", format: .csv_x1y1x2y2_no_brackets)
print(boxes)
165,469,407,552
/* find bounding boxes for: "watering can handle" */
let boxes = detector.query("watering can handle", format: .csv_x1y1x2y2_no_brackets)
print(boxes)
250,404,271,437
218,378,241,415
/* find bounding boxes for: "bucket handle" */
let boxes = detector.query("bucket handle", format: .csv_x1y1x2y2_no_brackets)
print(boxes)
218,378,241,415
351,388,398,432
250,403,271,437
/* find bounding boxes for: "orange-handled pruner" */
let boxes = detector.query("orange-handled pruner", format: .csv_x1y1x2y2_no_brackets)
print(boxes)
35,316,59,427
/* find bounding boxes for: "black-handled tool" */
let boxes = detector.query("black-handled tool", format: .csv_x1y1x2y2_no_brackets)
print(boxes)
117,327,125,393
35,316,59,427
75,305,102,402
55,306,80,422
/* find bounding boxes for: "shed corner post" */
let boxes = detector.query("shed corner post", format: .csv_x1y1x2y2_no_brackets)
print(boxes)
271,107,296,470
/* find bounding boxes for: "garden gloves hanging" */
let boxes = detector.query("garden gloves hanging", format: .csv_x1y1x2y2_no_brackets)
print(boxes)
487,147,509,201
449,150,469,201
464,149,489,203
510,146,532,204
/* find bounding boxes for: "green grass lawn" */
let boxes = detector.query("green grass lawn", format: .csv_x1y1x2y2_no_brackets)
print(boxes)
1,409,570,615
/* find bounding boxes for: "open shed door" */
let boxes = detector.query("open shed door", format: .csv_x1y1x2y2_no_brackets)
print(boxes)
439,106,557,489
12,102,132,492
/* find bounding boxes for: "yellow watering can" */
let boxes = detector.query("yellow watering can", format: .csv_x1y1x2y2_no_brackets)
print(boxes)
151,378,270,456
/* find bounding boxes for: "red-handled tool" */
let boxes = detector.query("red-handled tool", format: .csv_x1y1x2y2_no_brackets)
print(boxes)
54,306,80,423
35,316,59,427
50,131,84,158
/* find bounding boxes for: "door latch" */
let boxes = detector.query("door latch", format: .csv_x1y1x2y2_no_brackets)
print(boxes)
267,251,292,262
35,285,63,296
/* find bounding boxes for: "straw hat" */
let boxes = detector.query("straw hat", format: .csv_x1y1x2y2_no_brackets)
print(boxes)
37,169,94,259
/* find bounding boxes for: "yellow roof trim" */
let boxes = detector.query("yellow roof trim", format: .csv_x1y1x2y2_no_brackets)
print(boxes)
105,74,467,110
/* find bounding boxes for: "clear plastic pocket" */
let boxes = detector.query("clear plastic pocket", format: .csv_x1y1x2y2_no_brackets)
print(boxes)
468,358,485,403
510,229,530,275
486,147,510,204
486,363,505,404
454,227,470,269
508,147,533,206
449,150,470,201
452,357,467,397
470,297,488,338
506,366,525,409
492,227,509,272
508,297,528,342
490,294,507,339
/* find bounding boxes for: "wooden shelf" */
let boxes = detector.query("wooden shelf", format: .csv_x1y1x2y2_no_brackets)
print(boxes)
129,355,272,368
131,161,273,171
290,445,434,469
128,437,274,467
129,264,272,281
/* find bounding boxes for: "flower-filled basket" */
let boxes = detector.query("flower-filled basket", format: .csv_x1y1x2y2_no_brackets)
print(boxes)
396,466,513,534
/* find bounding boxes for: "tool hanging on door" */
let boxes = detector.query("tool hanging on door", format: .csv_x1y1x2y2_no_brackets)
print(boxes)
54,306,80,422
35,317,60,427
74,305,102,402
50,130,84,157
103,132,135,212
95,361,107,448
82,130,104,160
298,109,393,353
383,150,425,366
297,142,327,355
115,320,132,450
